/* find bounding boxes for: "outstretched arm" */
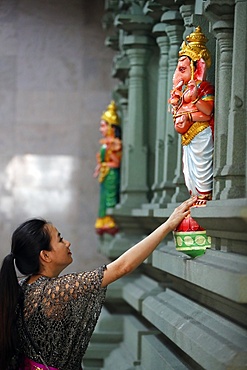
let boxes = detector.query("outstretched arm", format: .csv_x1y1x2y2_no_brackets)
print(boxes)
101,197,196,287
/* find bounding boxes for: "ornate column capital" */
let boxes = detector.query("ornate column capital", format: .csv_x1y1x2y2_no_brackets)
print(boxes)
203,0,235,29
102,0,120,30
143,1,170,21
105,34,119,51
114,13,154,35
152,23,169,54
179,3,195,37
123,34,155,52
112,53,130,81
160,9,184,47
114,6,156,51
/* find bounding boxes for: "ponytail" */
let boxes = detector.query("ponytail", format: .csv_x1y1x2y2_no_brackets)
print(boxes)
0,253,22,369
0,218,51,369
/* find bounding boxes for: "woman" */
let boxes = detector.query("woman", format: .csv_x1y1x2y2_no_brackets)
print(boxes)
0,197,196,370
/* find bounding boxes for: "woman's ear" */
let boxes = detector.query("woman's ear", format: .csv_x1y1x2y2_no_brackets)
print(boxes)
40,250,51,263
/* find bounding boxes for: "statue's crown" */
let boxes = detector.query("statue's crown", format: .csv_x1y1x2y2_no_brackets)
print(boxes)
179,26,211,69
101,101,120,125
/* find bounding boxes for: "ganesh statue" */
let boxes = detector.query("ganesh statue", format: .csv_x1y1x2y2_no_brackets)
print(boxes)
169,26,214,257
94,101,122,236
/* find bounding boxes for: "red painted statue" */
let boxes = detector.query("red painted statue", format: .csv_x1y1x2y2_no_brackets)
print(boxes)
169,27,214,257
94,101,122,235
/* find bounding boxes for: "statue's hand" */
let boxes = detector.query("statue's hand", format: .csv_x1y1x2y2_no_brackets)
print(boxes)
93,164,100,178
169,89,183,107
174,114,193,134
187,80,198,101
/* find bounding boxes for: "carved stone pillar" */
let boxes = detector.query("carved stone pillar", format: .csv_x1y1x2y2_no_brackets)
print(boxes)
204,0,234,199
121,42,152,207
220,0,247,199
159,14,184,205
113,82,129,200
171,2,195,203
111,51,130,204
150,23,169,204
114,12,154,208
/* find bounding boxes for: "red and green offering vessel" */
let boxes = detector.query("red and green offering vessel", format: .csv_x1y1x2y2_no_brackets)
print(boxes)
173,215,211,258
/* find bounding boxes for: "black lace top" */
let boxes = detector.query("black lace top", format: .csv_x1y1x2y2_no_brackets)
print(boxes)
17,265,107,370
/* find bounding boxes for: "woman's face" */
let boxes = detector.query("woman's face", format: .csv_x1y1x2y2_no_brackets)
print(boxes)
46,224,73,271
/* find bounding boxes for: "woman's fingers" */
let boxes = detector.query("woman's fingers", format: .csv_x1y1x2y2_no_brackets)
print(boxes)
181,196,197,212
181,196,196,207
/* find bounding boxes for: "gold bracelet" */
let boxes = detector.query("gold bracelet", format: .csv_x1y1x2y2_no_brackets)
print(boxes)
174,109,198,118
191,97,200,104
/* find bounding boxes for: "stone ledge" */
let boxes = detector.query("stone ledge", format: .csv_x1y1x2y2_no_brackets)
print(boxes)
152,244,247,303
122,274,164,311
98,232,141,258
91,307,123,343
143,289,247,370
99,315,206,370
105,275,138,302
152,199,247,236
140,335,192,370
191,199,247,234
100,342,136,370
84,308,124,368
100,315,158,370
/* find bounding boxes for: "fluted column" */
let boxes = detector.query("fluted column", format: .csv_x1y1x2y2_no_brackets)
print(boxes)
113,82,129,200
204,0,234,199
120,39,152,207
107,5,155,209
150,23,169,204
171,3,195,203
159,16,184,205
220,0,247,199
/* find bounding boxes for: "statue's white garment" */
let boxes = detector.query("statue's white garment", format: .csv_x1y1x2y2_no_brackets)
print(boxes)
183,126,213,196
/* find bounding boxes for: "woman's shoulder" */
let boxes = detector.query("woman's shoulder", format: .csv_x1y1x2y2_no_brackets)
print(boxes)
43,266,108,305
19,266,107,297
45,265,108,293
59,265,107,287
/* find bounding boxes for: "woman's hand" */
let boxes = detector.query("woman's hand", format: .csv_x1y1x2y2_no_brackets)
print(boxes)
166,197,197,232
102,197,197,287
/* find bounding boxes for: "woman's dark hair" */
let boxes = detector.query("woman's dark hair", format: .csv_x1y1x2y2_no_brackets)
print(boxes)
0,218,51,370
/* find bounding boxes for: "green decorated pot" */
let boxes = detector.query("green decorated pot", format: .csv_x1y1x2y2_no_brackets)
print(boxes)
173,230,211,258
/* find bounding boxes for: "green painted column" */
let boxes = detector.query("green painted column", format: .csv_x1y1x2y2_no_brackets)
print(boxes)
204,0,235,199
150,23,169,205
119,35,154,208
100,9,157,257
171,3,195,203
113,82,129,200
220,0,247,199
159,16,184,205
110,3,155,209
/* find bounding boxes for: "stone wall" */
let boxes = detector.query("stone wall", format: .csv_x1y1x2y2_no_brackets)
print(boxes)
0,0,115,272
85,1,247,369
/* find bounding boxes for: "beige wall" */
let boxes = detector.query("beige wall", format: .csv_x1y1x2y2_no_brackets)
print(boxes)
0,0,115,272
